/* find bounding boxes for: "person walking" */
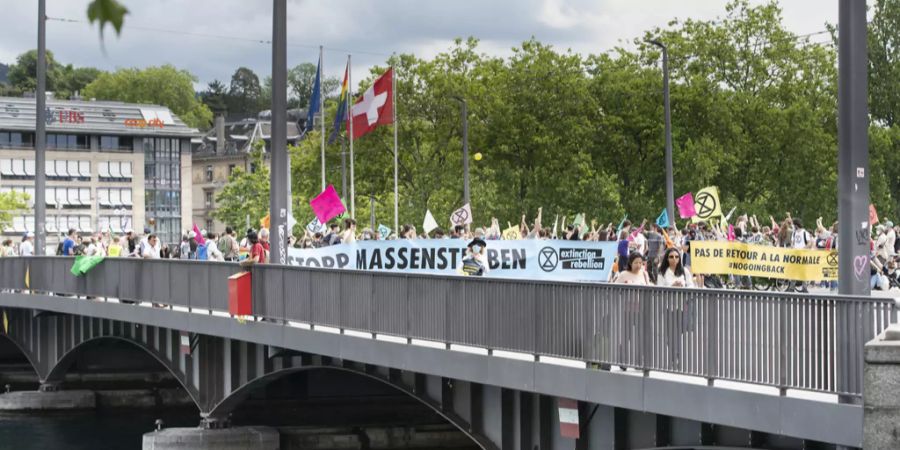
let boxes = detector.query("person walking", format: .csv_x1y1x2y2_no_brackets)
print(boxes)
19,232,34,257
218,227,239,261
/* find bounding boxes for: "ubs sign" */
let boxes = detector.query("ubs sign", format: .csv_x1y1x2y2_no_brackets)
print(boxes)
46,108,85,125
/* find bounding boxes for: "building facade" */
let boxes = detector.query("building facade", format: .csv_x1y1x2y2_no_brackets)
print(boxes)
0,97,198,247
191,115,301,234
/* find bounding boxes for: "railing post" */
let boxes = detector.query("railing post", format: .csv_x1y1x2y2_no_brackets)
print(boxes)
779,296,788,396
706,292,717,386
641,288,652,375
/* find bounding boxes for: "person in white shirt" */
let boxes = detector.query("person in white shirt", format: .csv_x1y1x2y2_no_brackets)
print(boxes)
19,232,34,256
885,221,896,258
142,234,161,259
657,248,694,288
84,237,99,256
206,232,224,261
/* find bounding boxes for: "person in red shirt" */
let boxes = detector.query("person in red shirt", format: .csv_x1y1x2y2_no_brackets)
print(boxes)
241,231,266,266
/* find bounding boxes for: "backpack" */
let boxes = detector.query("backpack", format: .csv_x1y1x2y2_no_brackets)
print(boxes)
196,242,209,260
218,235,233,256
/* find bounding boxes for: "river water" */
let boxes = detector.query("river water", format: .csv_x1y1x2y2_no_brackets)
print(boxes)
0,408,198,449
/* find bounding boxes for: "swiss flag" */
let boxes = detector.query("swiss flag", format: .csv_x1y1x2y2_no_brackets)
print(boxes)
348,67,393,139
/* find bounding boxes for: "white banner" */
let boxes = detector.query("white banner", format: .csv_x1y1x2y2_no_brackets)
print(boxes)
287,239,617,282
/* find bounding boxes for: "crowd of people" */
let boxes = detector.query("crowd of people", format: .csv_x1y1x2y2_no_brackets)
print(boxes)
2,208,899,291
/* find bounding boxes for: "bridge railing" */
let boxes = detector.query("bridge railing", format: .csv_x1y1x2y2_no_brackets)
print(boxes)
0,256,895,398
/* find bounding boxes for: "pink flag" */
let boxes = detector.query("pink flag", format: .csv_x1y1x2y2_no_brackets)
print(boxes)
192,224,206,245
310,185,346,223
728,224,735,241
676,193,696,218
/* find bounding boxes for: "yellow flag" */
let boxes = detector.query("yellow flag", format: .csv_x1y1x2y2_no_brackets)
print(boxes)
260,214,271,229
503,224,522,240
24,266,29,289
692,186,723,222
3,311,8,334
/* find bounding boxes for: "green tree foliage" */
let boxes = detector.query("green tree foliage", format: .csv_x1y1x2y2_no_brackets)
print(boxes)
213,149,271,230
285,1,900,230
288,62,341,109
0,191,28,231
6,50,102,99
86,0,128,40
82,65,213,129
200,80,228,116
7,50,64,94
227,67,262,118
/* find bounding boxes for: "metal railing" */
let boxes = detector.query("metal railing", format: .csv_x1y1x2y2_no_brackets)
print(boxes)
0,256,894,398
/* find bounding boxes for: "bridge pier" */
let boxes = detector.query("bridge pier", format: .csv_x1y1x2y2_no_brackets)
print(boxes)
142,426,280,450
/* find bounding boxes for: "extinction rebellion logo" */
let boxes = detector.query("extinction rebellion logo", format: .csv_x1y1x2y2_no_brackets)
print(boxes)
539,247,606,272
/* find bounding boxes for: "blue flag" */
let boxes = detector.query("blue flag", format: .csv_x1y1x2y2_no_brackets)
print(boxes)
305,54,322,134
328,60,350,145
656,208,670,229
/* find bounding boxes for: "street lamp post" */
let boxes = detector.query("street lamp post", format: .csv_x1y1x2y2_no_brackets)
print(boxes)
35,0,47,254
269,0,289,264
648,39,675,227
451,97,470,206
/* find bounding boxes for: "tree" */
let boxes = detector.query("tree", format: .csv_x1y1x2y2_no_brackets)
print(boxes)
60,66,102,97
0,192,28,231
7,49,64,94
227,67,261,117
213,149,270,230
287,63,341,109
869,0,900,127
82,65,213,129
200,79,228,116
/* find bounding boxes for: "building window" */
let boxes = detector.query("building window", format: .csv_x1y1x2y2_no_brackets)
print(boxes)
250,162,257,174
205,165,213,182
206,219,214,233
0,132,33,148
100,136,133,151
205,191,213,209
47,134,87,150
228,164,236,177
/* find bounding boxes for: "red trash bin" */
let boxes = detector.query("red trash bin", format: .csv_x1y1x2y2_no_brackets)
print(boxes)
228,272,252,316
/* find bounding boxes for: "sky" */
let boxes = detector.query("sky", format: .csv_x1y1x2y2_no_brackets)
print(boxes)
0,0,837,91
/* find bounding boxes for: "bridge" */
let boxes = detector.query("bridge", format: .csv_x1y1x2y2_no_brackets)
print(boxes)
0,257,892,449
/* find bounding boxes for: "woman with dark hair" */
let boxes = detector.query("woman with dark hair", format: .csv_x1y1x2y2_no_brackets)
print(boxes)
614,252,649,285
657,247,694,288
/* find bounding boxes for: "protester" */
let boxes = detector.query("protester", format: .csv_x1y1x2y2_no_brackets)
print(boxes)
19,232,34,257
218,227,239,261
108,236,123,257
657,247,693,288
461,238,488,276
241,230,266,266
206,232,224,261
61,229,77,256
614,252,650,285
142,234,161,259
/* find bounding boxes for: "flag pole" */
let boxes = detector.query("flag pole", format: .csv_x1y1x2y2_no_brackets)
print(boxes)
319,45,326,192
392,64,399,234
348,54,355,220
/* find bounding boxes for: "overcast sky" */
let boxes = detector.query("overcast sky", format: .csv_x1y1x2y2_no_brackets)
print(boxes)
0,0,836,91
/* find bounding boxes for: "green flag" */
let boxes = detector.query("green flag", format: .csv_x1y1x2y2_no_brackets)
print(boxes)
71,255,105,276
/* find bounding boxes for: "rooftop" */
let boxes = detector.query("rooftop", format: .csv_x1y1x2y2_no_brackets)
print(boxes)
0,96,200,138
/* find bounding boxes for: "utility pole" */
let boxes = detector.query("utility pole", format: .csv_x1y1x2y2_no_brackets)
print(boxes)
837,0,869,296
648,39,675,227
35,0,47,254
269,0,289,264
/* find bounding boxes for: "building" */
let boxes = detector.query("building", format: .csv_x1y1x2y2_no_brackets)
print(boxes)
191,113,303,234
0,96,198,247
